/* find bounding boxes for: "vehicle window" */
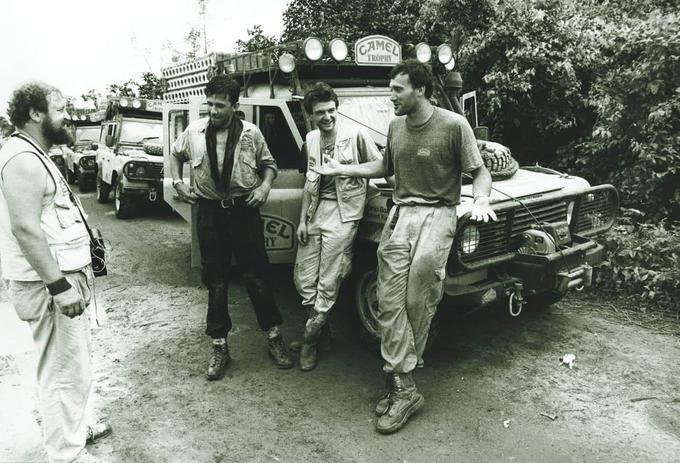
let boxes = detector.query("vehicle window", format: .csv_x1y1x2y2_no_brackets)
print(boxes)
336,95,393,147
258,105,299,170
286,101,307,139
76,127,100,143
168,110,189,147
119,118,163,144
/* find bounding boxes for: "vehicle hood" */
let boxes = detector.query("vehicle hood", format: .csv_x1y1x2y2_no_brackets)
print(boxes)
457,168,591,214
118,147,162,162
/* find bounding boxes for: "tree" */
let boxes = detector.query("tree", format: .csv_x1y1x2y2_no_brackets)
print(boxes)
235,24,277,52
0,116,14,137
138,72,165,99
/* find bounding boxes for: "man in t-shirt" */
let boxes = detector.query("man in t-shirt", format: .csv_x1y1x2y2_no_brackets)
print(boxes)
313,60,496,434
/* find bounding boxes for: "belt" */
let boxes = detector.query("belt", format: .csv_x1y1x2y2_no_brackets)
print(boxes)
199,196,249,209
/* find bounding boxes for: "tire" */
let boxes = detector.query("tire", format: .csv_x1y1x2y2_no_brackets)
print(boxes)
96,176,111,203
114,181,135,219
349,258,440,353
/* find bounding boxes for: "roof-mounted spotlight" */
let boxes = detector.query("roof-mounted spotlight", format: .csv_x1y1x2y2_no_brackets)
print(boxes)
437,44,453,64
445,57,456,71
119,98,129,107
329,38,348,62
303,37,324,61
132,99,142,109
415,42,432,63
278,52,296,73
80,114,87,121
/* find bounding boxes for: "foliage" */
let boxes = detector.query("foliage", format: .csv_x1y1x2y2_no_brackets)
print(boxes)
557,9,680,221
236,24,278,52
597,211,680,310
138,72,165,99
281,0,424,44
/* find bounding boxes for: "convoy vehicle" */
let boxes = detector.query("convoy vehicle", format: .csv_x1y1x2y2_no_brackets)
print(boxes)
161,36,618,343
64,111,102,192
47,145,70,180
95,97,164,219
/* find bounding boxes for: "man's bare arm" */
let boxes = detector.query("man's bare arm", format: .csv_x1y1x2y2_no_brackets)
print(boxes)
2,153,63,282
169,152,198,204
469,164,497,223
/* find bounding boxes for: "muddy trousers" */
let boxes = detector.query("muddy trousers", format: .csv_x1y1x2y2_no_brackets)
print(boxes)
5,268,94,463
294,200,358,314
377,205,456,374
197,199,283,338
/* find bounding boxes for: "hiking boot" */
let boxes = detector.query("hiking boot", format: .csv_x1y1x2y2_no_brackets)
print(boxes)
290,323,332,353
268,335,294,369
86,420,112,445
375,372,424,434
374,373,394,416
303,311,328,342
206,342,230,380
299,342,318,371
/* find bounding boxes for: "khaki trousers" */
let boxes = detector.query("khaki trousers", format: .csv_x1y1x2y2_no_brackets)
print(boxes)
6,267,94,463
377,205,456,373
294,200,358,314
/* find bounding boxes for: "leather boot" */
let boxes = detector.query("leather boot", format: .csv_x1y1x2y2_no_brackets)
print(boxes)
299,341,318,371
206,342,230,380
375,372,424,434
374,372,394,416
303,311,328,342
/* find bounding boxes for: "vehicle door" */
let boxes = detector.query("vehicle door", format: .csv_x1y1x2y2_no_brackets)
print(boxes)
97,122,116,184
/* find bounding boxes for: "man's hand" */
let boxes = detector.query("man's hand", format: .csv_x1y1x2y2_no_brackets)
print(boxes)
52,286,85,318
246,183,271,208
311,156,342,176
296,221,308,245
175,182,199,204
470,196,497,223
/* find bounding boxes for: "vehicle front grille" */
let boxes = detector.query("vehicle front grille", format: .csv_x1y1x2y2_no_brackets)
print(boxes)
452,185,618,270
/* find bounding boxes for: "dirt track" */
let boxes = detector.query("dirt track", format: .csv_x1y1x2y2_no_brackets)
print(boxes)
2,191,680,463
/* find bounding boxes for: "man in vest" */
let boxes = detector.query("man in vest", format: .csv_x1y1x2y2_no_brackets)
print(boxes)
0,82,110,462
314,61,497,434
169,74,294,380
294,82,383,371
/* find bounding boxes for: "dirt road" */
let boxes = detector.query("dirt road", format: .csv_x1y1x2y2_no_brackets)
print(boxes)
2,192,679,462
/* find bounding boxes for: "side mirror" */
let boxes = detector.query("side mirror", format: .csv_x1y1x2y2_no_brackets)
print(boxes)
91,143,98,150
105,135,114,147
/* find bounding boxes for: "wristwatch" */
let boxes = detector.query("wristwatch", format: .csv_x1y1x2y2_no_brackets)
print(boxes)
172,179,184,188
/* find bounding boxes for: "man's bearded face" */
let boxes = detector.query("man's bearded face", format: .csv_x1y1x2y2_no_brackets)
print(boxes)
41,92,74,145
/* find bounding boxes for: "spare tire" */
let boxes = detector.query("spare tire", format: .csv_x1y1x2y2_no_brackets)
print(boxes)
478,140,519,180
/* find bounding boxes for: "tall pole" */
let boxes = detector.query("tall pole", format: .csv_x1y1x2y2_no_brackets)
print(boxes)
198,0,208,54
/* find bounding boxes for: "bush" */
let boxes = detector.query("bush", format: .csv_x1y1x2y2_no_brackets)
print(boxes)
597,211,680,310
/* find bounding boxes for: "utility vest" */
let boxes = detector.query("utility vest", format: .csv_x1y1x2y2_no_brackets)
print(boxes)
0,134,90,281
304,123,371,223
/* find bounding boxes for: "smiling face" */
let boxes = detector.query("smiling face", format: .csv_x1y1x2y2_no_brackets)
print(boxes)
206,93,238,128
310,100,337,134
389,72,424,117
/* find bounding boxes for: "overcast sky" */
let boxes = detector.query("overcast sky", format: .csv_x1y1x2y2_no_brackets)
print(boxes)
0,0,289,115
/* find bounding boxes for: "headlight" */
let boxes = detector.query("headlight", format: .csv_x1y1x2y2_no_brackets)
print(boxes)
459,224,480,254
566,201,575,224
278,52,296,73
436,44,453,64
124,162,147,178
79,157,96,168
135,166,147,177
415,42,432,63
329,38,348,62
51,156,64,166
303,37,324,61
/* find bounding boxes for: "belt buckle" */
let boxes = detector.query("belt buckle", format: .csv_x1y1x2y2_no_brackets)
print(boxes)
220,198,234,209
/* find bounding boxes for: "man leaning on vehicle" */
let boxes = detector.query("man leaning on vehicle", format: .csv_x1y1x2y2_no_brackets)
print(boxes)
314,60,497,434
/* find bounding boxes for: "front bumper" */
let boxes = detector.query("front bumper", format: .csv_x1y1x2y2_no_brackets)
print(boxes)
121,179,164,202
441,235,605,310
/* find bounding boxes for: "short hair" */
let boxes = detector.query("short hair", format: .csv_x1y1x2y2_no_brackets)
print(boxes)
303,82,339,114
204,74,240,105
7,81,59,128
390,60,434,99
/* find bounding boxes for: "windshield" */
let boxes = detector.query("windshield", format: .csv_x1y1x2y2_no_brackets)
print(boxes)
75,126,100,144
337,95,394,147
119,118,163,144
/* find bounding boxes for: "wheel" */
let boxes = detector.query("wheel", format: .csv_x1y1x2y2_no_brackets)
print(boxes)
96,176,111,203
114,181,135,219
350,265,440,353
